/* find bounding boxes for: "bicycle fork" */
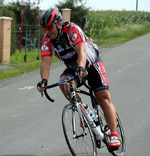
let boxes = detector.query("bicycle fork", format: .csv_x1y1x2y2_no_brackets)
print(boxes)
70,86,87,139
72,103,87,139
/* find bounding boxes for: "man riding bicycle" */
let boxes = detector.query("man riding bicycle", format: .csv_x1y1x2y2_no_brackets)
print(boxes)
37,8,121,148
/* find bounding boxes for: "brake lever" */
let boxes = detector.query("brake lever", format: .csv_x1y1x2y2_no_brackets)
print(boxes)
82,77,91,90
76,71,82,83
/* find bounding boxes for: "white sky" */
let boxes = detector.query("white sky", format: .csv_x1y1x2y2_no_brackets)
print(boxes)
4,0,150,12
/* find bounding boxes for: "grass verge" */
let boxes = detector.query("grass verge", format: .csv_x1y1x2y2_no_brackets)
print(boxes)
0,50,59,81
97,22,150,46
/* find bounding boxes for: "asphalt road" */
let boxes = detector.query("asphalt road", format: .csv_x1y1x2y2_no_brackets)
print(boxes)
0,33,150,156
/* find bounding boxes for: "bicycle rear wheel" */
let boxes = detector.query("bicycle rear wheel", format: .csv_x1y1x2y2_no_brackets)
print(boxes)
97,105,126,156
62,103,97,156
111,114,126,156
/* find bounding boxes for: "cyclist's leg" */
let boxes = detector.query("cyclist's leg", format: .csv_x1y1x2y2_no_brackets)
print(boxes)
59,68,82,102
95,90,117,132
87,59,121,147
95,90,121,147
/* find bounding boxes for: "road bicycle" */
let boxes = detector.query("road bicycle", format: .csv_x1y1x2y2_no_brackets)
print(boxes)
41,76,126,156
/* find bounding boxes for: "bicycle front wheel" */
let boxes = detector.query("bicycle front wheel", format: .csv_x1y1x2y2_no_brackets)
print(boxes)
62,103,97,156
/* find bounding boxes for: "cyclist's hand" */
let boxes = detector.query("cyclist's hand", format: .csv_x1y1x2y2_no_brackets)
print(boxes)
75,67,88,83
37,79,48,96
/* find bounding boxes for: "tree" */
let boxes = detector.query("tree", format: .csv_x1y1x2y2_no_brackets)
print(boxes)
0,0,4,4
5,0,42,51
24,0,40,26
5,2,21,24
55,0,89,27
5,0,41,25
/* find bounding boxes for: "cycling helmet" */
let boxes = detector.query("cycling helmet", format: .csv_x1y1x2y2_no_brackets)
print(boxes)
39,8,62,28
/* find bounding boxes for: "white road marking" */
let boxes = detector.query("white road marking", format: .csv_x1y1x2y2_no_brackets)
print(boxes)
18,86,35,90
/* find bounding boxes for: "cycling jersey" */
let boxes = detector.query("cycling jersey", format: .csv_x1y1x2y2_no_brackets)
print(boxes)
41,22,100,69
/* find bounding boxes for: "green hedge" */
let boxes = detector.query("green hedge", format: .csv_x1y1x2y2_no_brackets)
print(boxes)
0,8,17,54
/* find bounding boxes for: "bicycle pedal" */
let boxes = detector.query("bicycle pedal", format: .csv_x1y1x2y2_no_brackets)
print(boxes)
109,146,119,151
104,125,111,135
96,140,101,149
105,129,111,135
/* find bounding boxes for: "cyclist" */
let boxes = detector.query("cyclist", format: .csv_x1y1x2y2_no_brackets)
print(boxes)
37,8,121,148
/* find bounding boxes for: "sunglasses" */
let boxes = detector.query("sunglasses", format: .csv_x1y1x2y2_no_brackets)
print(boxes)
42,25,55,31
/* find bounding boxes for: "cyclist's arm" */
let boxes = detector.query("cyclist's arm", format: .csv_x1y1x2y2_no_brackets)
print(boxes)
40,36,53,81
75,42,86,68
75,42,88,78
69,23,87,70
40,56,52,81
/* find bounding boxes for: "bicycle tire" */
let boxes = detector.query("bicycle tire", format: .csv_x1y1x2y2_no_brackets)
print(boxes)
62,103,97,156
97,105,126,156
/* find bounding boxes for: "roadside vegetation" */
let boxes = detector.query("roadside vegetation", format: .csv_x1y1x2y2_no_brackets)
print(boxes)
1,9,150,81
85,10,150,45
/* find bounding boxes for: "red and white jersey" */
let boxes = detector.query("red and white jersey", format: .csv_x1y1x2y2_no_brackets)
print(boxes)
41,22,101,69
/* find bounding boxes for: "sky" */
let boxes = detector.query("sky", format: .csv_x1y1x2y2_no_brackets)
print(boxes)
4,0,150,12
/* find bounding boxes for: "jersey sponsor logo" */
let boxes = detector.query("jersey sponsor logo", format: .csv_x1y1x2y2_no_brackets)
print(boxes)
72,33,77,41
67,63,75,69
73,38,81,45
57,44,62,49
61,51,76,59
44,38,50,44
68,30,74,37
41,51,51,57
65,45,71,50
41,45,49,51
58,48,65,52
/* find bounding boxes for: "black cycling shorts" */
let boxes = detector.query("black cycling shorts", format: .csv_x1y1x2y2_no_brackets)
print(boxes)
60,60,109,93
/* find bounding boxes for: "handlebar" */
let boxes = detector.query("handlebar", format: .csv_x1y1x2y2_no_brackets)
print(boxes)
42,76,92,103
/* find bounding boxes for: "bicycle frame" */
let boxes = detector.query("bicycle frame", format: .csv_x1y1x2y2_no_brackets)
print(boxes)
43,77,105,140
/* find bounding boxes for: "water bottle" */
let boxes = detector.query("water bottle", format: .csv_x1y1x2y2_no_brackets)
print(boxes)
93,108,98,121
90,111,96,120
83,103,96,120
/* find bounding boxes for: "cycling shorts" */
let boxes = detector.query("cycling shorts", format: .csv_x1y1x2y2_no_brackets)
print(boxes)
60,57,109,93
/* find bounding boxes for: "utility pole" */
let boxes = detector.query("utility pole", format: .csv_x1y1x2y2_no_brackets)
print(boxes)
136,0,138,11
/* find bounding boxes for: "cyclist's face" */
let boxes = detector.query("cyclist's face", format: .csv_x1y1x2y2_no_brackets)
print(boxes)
43,23,61,40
